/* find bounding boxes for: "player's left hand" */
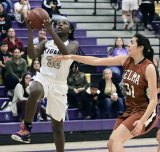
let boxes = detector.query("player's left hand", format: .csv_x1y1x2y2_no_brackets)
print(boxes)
131,120,144,136
42,20,53,34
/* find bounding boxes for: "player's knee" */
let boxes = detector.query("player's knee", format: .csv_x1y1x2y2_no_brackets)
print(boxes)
107,136,115,150
52,120,64,134
108,135,121,149
52,125,64,135
29,82,44,99
107,140,111,150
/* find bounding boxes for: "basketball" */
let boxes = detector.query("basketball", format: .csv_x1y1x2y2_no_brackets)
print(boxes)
27,8,50,30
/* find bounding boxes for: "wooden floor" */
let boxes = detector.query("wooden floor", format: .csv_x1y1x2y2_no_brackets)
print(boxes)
0,138,158,152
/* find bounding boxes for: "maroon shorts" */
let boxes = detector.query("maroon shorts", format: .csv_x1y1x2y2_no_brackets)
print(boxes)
113,111,158,136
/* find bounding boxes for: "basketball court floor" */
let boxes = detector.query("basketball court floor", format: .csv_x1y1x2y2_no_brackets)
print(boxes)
0,138,158,152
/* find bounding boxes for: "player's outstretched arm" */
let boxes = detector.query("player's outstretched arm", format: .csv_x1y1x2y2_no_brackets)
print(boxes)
55,54,128,66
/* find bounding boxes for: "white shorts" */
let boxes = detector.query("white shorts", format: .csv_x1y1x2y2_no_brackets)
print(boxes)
122,0,139,11
33,72,68,122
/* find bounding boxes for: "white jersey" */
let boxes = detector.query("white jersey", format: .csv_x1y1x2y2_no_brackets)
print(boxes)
40,40,73,82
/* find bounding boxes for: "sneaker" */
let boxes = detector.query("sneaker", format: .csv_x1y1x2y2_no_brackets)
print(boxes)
11,123,31,143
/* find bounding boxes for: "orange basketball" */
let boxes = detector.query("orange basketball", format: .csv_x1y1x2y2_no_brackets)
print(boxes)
27,8,50,30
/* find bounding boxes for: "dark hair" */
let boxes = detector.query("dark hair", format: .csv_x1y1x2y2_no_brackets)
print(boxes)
0,3,3,7
134,34,159,86
90,83,99,89
20,73,31,98
68,22,75,41
0,41,7,46
134,34,154,62
68,22,85,55
68,61,79,76
113,37,126,50
29,58,41,76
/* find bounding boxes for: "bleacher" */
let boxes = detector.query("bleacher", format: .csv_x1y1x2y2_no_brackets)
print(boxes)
0,0,113,137
0,0,159,138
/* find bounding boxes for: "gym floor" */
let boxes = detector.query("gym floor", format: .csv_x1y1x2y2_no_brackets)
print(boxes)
0,138,158,152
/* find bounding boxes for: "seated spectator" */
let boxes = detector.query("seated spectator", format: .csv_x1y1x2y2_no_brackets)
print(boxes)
27,58,48,121
107,37,128,82
3,28,25,57
0,3,13,41
33,30,47,47
4,48,27,98
42,0,67,24
27,30,47,66
80,83,100,119
28,58,41,76
98,68,125,118
11,72,48,122
0,42,11,84
2,0,13,14
14,0,31,26
11,73,32,121
67,61,89,108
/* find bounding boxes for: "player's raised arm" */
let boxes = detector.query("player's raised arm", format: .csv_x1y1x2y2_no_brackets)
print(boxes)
43,20,71,55
26,19,46,59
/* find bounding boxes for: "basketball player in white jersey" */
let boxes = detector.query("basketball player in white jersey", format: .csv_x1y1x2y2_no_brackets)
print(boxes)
11,19,79,152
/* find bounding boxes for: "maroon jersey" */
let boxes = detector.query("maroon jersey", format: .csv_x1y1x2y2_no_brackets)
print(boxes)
122,57,152,116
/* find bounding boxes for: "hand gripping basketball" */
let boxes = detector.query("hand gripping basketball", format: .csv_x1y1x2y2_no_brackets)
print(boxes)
27,8,50,30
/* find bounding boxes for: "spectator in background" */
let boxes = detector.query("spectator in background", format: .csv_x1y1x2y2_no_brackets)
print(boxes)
11,73,32,121
122,0,139,30
0,3,12,41
139,0,156,31
153,57,160,95
42,0,67,23
33,30,47,47
67,61,89,108
2,0,13,13
80,83,100,119
155,57,160,152
154,57,159,71
0,42,11,84
28,58,41,77
4,48,27,98
28,30,47,66
28,58,48,121
98,68,125,118
14,0,31,26
3,28,25,57
107,37,128,82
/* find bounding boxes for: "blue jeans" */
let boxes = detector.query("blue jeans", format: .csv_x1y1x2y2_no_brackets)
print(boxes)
104,97,125,118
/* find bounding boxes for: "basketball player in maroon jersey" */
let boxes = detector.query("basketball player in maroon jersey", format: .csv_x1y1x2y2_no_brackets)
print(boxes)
55,34,158,152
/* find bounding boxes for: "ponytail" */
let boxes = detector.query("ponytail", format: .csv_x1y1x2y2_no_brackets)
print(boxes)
134,34,154,62
134,34,159,86
143,46,154,63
